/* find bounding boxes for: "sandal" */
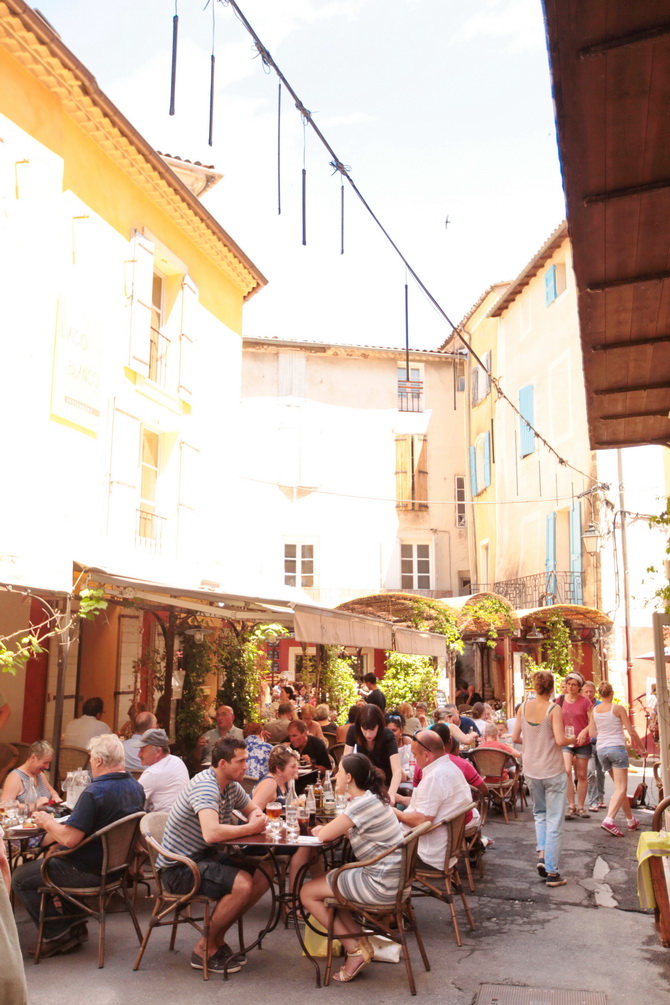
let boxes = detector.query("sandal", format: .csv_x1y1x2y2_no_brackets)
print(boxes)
333,936,374,983
565,806,577,820
576,808,590,819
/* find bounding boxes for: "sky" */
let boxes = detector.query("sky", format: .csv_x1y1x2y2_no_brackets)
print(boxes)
35,0,566,349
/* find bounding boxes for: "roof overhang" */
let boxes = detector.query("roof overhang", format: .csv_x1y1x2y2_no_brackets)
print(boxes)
543,0,670,449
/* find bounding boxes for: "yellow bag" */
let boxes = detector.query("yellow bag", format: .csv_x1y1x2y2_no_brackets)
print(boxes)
302,915,343,958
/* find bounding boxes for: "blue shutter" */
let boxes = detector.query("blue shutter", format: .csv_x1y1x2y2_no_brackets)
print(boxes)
519,385,535,457
482,432,491,488
545,265,557,305
469,446,478,497
569,500,583,604
545,512,557,605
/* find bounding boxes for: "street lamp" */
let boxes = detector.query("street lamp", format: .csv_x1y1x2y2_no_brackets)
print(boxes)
582,522,601,556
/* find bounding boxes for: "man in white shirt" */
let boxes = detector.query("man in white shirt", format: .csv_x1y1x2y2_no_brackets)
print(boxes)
137,728,189,813
122,711,158,771
394,729,471,870
62,697,111,748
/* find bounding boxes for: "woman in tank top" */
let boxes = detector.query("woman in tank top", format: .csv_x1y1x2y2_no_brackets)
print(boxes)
2,740,61,807
590,681,645,837
511,670,577,888
556,670,593,818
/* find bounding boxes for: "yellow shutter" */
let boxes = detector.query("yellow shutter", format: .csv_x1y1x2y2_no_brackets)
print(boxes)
414,435,428,510
395,436,411,509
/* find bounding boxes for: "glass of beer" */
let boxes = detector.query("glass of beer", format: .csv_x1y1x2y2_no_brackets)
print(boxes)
266,801,282,836
297,805,310,837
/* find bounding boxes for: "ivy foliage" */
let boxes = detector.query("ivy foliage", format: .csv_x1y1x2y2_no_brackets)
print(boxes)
382,651,440,708
0,587,108,676
462,595,517,647
176,626,215,756
407,598,464,654
522,613,573,685
215,623,289,725
648,497,670,615
320,648,360,723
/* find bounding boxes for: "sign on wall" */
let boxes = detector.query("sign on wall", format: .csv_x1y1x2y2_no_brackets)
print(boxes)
51,283,102,435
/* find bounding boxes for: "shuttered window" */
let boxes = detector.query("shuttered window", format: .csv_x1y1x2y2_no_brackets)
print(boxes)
395,435,428,510
519,384,535,457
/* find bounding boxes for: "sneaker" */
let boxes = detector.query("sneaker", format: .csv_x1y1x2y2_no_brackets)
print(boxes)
536,859,547,878
601,818,624,837
545,874,567,887
191,946,245,975
627,817,640,831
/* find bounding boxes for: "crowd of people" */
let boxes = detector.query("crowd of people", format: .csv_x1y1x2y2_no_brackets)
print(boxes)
0,668,650,985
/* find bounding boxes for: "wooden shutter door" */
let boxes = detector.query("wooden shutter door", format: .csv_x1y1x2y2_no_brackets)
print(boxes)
545,511,557,604
108,407,141,541
127,230,154,377
395,436,411,509
414,435,428,510
569,500,583,604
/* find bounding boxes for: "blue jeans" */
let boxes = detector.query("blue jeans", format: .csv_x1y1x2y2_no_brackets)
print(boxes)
587,746,605,806
527,772,567,875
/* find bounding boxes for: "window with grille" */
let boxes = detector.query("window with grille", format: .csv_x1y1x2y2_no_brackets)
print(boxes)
284,544,314,588
401,543,431,591
455,476,467,527
397,364,423,412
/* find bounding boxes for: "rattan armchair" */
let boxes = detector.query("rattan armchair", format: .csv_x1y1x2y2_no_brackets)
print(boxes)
0,742,18,787
35,811,145,967
469,748,518,823
412,803,475,946
323,820,433,995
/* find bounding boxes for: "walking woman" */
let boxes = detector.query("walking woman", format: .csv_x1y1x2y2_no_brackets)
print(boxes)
557,670,592,818
511,670,577,887
590,681,645,836
301,754,404,982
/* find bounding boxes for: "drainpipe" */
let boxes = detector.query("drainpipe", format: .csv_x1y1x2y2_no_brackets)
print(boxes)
617,450,633,713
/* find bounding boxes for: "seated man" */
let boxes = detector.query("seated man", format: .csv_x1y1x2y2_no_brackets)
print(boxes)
197,705,244,766
393,729,471,870
287,720,331,776
443,703,477,737
137,728,189,812
157,737,268,974
263,701,295,742
62,696,111,747
122,710,158,771
12,734,144,955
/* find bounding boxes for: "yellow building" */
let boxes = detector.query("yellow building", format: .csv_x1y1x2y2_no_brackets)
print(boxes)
0,2,265,739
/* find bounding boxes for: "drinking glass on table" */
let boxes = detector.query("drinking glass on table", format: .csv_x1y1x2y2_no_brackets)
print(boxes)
335,793,348,815
565,725,575,739
285,806,299,841
266,801,282,837
297,805,310,837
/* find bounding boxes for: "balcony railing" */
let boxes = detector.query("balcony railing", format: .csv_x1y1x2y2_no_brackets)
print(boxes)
469,571,584,609
397,380,423,412
136,508,167,555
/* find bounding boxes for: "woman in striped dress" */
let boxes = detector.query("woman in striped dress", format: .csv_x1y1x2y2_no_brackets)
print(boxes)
301,753,404,982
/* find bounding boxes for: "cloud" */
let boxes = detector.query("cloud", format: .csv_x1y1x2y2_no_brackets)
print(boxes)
450,0,545,54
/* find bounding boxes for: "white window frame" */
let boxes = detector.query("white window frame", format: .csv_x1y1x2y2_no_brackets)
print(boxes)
400,540,432,592
284,540,316,590
455,475,467,528
397,361,424,412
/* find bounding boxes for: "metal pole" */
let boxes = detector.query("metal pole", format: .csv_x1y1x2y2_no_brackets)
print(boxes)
617,449,634,712
652,611,669,811
50,595,71,787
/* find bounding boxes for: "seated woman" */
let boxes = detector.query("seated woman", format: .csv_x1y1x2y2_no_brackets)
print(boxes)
397,702,421,734
2,740,61,808
243,722,273,781
385,711,413,780
253,745,320,887
314,703,337,738
301,754,404,982
344,704,402,804
470,702,487,735
300,703,325,740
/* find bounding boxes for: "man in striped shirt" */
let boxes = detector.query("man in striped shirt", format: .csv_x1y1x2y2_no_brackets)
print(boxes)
157,737,268,974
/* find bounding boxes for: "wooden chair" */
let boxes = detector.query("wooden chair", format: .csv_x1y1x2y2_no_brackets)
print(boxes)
412,804,475,946
133,811,219,980
12,741,32,765
461,789,488,891
328,743,345,768
34,811,145,967
323,820,433,995
469,748,517,823
57,746,90,785
0,742,18,787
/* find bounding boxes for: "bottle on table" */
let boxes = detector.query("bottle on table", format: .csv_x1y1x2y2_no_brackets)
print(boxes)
286,778,298,809
323,770,335,816
314,776,324,813
305,784,317,826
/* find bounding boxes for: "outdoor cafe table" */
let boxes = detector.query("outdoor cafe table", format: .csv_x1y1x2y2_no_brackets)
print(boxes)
218,828,336,984
2,823,46,875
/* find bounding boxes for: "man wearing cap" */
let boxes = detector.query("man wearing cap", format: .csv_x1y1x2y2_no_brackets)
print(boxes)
137,728,189,813
122,710,157,771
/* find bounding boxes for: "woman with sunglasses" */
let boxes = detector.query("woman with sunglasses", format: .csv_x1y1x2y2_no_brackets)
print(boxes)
344,703,402,804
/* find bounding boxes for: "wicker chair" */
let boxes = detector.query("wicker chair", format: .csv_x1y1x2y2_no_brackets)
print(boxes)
0,742,18,787
469,748,518,823
34,811,145,967
461,789,488,891
328,743,345,769
412,804,475,946
133,811,220,980
57,746,90,785
322,820,433,995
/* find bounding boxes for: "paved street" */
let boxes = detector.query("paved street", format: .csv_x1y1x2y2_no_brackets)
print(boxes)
15,767,670,1005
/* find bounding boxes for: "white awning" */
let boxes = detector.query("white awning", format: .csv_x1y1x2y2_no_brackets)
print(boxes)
393,627,447,658
293,605,394,650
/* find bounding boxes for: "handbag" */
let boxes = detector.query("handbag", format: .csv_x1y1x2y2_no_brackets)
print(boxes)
302,915,343,958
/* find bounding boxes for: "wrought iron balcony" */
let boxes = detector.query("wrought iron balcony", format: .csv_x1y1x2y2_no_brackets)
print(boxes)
136,508,167,555
469,571,584,609
397,379,423,412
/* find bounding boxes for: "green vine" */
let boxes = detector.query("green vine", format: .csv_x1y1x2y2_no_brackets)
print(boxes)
648,497,670,615
320,648,360,723
463,596,516,648
215,623,289,725
382,651,440,708
522,613,573,686
408,599,464,653
176,624,215,756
